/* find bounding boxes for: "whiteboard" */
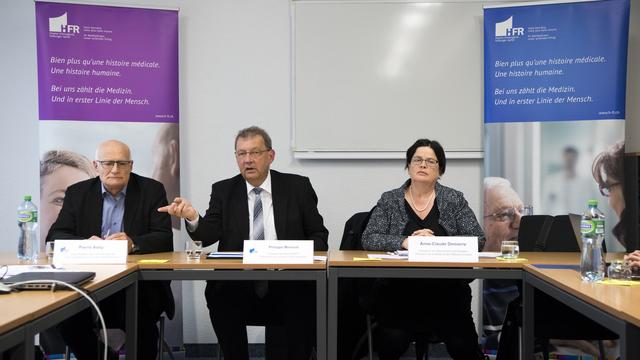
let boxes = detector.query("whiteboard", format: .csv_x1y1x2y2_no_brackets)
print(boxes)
292,1,484,157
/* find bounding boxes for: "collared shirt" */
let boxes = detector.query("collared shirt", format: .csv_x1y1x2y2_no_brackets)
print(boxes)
186,173,278,240
246,172,277,240
101,183,127,238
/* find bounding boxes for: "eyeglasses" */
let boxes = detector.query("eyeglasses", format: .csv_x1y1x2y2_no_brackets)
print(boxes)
410,157,439,167
484,207,524,222
96,160,133,169
599,182,620,197
235,149,270,159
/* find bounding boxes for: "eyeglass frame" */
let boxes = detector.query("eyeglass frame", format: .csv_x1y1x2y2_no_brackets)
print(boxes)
235,149,271,159
95,160,133,169
599,182,621,197
410,157,439,167
484,207,524,222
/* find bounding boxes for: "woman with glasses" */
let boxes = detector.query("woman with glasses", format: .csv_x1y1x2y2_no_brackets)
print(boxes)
592,141,627,247
361,139,487,360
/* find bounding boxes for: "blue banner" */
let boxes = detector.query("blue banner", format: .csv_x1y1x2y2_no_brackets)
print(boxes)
484,0,629,123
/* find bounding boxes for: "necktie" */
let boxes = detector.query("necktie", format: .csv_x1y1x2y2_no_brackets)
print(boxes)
252,187,268,297
252,187,264,240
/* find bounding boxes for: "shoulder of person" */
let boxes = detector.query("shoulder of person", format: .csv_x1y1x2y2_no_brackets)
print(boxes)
129,173,165,190
211,173,245,191
436,182,465,202
270,169,310,184
66,176,100,193
379,185,405,203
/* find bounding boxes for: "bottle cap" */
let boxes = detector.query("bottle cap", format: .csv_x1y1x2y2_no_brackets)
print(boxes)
588,199,598,206
23,195,31,201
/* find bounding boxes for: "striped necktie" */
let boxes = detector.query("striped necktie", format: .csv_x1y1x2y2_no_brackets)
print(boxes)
252,187,268,297
252,187,264,240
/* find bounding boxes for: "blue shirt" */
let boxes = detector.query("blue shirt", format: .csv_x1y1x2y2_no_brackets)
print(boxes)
101,184,127,238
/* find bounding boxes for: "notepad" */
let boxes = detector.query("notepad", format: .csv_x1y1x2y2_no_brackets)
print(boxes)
207,252,243,259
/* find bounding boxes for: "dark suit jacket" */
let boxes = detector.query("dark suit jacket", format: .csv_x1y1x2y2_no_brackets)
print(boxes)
47,173,175,317
188,170,329,251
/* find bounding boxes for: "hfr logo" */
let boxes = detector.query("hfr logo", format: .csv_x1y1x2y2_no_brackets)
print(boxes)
49,13,79,33
495,16,524,37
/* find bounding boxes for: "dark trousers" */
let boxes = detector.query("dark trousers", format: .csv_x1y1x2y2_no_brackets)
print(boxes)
205,280,316,360
367,278,484,360
57,281,166,360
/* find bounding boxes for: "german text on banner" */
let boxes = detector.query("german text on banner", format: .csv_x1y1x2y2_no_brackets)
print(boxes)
483,0,630,123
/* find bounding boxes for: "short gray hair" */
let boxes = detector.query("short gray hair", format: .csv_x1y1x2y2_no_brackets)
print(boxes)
235,126,272,150
483,176,512,191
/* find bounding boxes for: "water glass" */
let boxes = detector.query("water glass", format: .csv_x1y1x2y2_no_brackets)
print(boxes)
500,240,520,259
46,241,55,262
607,260,632,280
186,240,203,260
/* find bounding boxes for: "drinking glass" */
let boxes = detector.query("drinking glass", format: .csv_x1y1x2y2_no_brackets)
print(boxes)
186,240,203,260
46,241,55,262
500,240,520,259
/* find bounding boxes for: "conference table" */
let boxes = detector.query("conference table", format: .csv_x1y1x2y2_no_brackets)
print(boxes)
326,250,551,359
3,250,640,360
132,251,328,360
0,254,139,360
523,261,640,359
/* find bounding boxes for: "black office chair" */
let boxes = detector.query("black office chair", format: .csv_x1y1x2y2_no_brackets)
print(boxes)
517,215,553,252
339,209,438,360
541,215,580,252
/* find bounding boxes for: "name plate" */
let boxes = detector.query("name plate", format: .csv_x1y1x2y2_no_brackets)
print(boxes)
243,240,314,264
53,240,128,265
408,236,478,262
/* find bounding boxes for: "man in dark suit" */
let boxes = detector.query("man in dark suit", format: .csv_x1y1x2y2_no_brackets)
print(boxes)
47,139,173,360
159,126,328,360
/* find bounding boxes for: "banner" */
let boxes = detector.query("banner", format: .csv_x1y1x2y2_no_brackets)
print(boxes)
481,1,629,354
35,1,181,346
484,0,629,123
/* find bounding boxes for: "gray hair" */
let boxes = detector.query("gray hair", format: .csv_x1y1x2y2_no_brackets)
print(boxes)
483,176,512,191
235,126,272,150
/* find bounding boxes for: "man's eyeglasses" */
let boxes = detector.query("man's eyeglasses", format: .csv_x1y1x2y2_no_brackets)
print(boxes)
96,160,133,169
599,182,620,197
484,207,524,222
235,149,270,159
410,157,439,167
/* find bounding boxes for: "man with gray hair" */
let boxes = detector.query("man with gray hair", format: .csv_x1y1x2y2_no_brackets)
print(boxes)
160,126,328,360
48,140,173,360
482,177,523,352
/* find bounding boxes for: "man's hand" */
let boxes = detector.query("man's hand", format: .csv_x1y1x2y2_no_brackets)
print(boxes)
158,197,199,221
624,250,640,268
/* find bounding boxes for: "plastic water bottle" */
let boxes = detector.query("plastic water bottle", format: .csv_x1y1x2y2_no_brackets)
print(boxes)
17,195,39,261
580,199,605,282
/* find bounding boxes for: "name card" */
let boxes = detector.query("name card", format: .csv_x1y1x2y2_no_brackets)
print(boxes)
243,240,314,264
408,236,478,262
53,240,128,265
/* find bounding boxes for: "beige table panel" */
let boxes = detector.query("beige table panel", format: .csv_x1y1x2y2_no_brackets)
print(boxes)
0,254,137,336
130,251,327,269
525,264,640,328
329,250,581,268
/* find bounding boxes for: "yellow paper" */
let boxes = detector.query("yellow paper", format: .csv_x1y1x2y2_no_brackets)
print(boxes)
496,256,528,262
597,279,640,286
137,259,169,264
353,257,382,261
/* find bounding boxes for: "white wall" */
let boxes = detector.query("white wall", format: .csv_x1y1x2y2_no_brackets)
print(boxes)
1,0,637,345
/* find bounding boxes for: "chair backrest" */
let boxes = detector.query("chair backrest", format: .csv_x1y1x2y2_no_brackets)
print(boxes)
517,215,553,252
340,208,375,250
543,215,580,252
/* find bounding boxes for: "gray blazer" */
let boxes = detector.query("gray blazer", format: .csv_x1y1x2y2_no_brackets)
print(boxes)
362,180,485,251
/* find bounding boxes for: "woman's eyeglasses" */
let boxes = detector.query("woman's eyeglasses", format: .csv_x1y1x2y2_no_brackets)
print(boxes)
599,182,620,197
